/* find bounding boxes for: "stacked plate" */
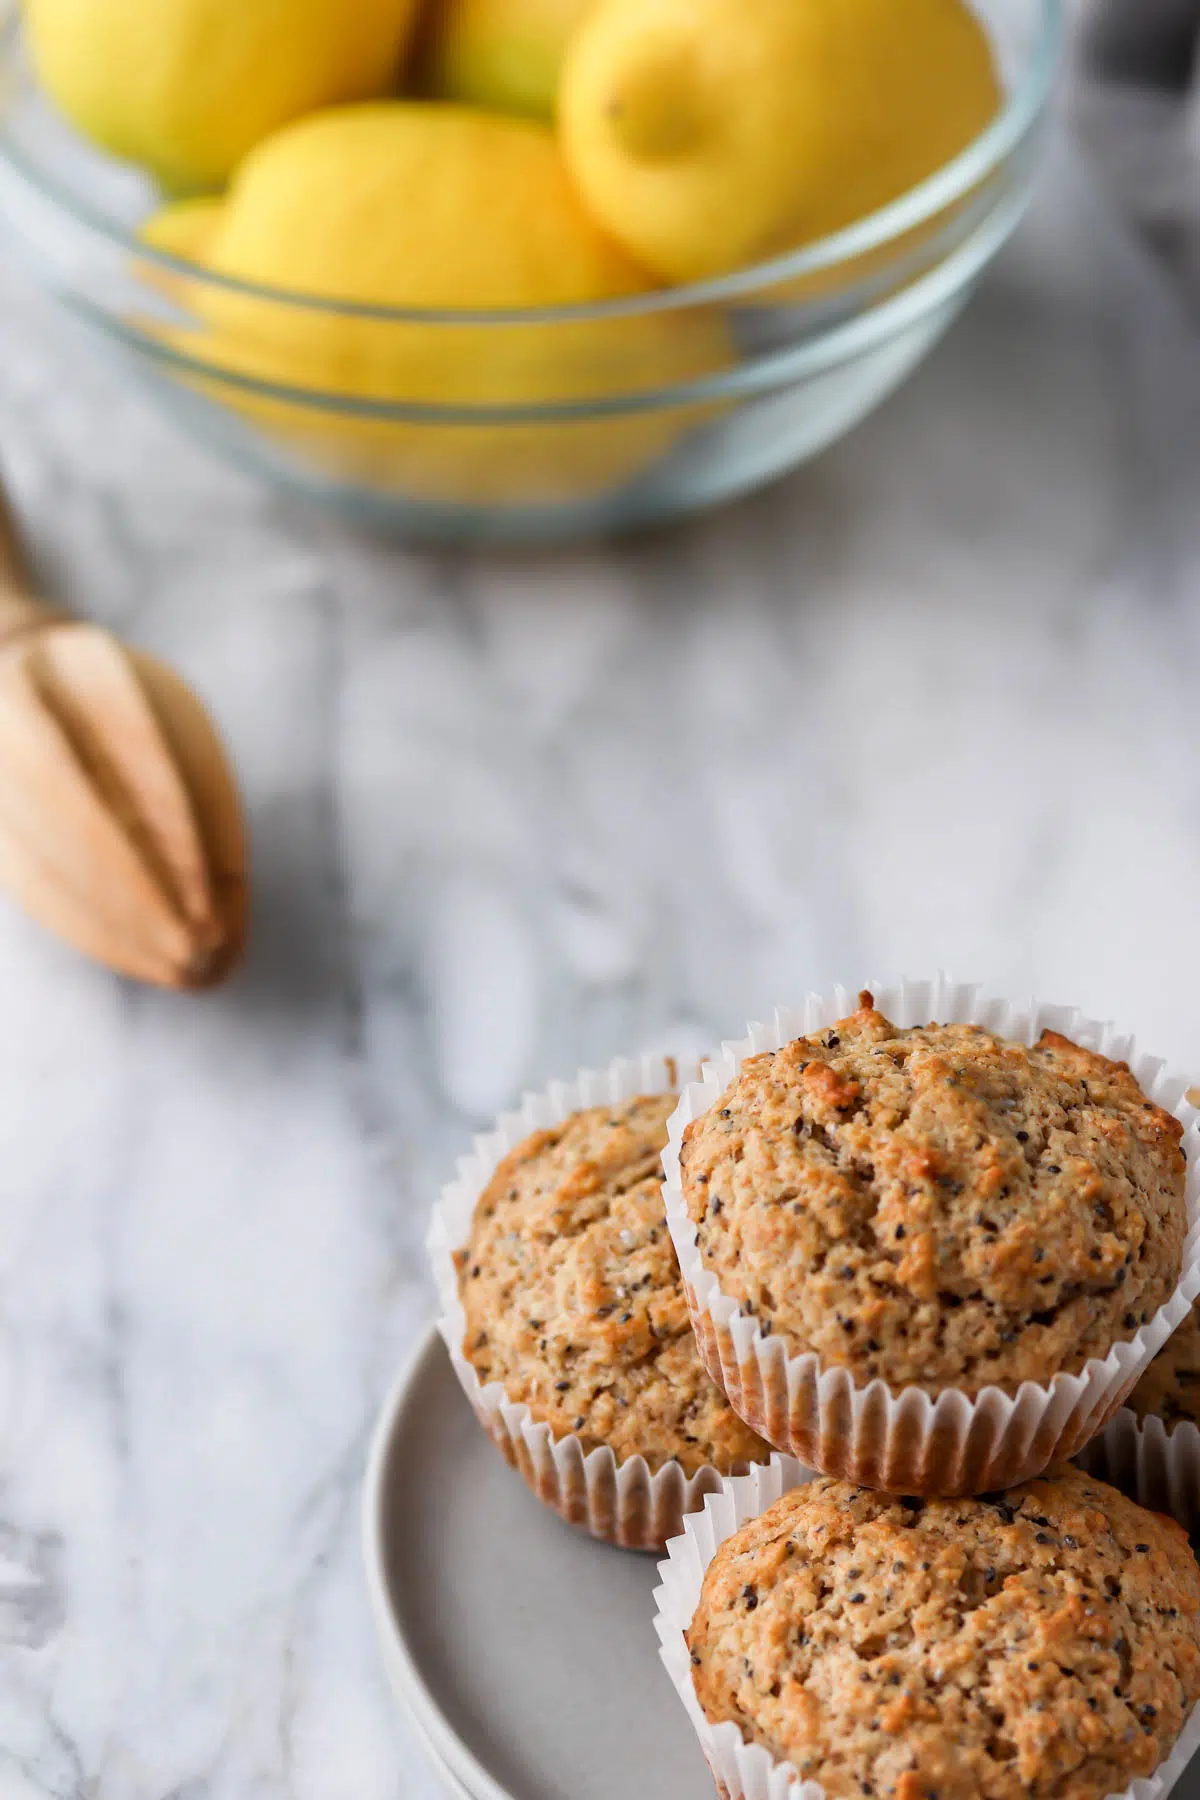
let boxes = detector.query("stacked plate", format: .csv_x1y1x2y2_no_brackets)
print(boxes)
364,1328,721,1800
363,1330,1200,1800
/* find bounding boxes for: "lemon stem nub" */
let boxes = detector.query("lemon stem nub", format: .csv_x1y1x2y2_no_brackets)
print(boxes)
602,44,711,160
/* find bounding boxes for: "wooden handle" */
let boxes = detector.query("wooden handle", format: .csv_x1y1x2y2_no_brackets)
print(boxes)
0,481,56,649
0,479,29,589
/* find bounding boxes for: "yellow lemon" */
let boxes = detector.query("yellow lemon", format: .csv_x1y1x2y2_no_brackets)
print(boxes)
141,105,729,505
559,0,1001,284
24,0,422,190
139,195,225,262
414,0,596,120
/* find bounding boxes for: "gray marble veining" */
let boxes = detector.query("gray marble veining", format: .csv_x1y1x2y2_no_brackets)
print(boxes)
0,114,1198,1799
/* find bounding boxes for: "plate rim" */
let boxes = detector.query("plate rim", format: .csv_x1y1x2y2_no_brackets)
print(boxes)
362,1322,518,1800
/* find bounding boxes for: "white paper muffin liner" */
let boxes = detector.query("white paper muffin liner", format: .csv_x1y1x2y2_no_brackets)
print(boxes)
654,1456,1200,1800
662,977,1200,1497
1077,1409,1200,1530
428,1048,771,1553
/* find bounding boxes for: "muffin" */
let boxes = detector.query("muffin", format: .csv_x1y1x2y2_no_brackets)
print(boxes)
681,995,1186,1392
1127,1301,1200,1429
685,1467,1200,1800
1076,1301,1200,1529
663,988,1195,1493
451,1088,771,1547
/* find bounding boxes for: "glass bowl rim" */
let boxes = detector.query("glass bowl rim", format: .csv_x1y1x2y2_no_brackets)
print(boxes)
69,168,1044,423
0,0,1064,327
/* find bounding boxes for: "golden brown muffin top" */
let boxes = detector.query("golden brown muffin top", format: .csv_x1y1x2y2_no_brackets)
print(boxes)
458,1093,770,1477
679,995,1187,1396
688,1468,1200,1800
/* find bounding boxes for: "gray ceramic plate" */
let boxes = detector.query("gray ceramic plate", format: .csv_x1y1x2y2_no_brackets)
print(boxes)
363,1328,1200,1800
362,1325,713,1800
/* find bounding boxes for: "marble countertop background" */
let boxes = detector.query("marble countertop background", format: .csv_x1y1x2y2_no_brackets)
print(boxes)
2,20,1200,1800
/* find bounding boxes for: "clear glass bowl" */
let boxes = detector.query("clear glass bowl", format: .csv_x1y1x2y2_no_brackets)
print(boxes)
0,0,1062,545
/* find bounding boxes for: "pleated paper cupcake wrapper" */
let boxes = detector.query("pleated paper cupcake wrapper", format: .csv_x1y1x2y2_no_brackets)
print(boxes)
653,1456,1200,1800
1076,1409,1200,1530
428,1048,754,1553
662,977,1200,1497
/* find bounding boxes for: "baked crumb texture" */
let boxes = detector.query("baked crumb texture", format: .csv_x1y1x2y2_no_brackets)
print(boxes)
688,1468,1200,1800
680,999,1187,1397
458,1094,770,1487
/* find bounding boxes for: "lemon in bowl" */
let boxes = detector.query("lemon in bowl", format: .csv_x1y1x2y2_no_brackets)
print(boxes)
414,0,596,122
0,0,1063,542
139,103,733,506
22,0,423,191
560,0,1002,285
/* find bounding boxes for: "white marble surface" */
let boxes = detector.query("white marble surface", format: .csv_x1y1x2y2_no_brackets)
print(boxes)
0,109,1199,1800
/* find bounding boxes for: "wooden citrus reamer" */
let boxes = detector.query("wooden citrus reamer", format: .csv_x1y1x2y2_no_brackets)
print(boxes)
0,477,247,987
